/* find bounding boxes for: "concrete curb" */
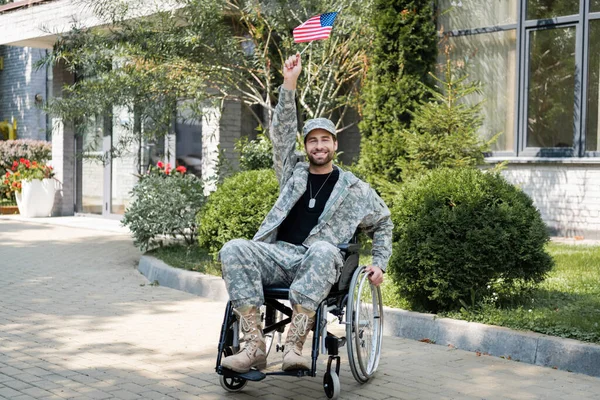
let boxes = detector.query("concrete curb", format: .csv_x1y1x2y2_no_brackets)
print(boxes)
138,255,600,378
138,255,229,301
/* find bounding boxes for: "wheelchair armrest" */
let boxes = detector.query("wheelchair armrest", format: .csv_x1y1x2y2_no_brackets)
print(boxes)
337,243,360,253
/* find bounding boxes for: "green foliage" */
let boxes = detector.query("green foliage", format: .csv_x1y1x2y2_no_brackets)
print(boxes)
389,168,554,312
441,243,600,344
148,244,222,276
40,0,373,159
122,164,205,251
197,169,279,255
399,53,495,181
236,133,273,171
358,0,437,182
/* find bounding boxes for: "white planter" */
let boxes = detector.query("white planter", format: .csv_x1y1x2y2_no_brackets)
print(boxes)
15,178,56,218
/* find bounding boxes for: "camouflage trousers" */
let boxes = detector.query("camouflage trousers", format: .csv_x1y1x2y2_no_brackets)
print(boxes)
219,239,344,312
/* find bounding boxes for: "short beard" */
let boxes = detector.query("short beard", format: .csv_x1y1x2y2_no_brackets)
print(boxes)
307,150,334,166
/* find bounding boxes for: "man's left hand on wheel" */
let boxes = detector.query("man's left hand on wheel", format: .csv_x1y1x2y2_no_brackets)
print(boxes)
365,265,383,286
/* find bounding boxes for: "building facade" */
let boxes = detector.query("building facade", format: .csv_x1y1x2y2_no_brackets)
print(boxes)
439,0,600,238
1,0,598,238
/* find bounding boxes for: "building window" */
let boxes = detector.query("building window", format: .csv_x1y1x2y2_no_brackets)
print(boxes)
526,0,579,20
438,0,517,30
526,26,576,149
438,0,600,158
448,31,517,151
586,19,600,151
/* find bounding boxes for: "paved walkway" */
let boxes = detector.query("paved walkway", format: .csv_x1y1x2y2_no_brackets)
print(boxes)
1,218,600,400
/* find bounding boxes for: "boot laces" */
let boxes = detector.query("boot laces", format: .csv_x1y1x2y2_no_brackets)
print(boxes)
288,313,310,344
239,312,260,353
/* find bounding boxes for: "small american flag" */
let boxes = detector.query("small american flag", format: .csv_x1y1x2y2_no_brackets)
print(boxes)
293,12,338,43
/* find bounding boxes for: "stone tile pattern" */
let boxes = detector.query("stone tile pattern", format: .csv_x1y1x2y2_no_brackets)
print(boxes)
1,219,599,399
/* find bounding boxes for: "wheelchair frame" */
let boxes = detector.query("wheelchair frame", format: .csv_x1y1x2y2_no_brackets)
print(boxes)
215,243,384,400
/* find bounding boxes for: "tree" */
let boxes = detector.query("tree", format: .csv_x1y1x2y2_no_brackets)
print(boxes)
357,0,437,183
398,46,497,181
40,0,373,160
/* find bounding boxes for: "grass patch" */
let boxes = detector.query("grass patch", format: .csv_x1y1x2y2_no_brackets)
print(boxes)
439,242,600,344
151,242,600,344
148,244,221,276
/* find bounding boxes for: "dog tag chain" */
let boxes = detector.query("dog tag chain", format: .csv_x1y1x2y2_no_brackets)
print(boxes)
308,170,333,209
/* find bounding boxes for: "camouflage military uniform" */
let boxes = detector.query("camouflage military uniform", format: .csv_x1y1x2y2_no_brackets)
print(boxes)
220,87,393,311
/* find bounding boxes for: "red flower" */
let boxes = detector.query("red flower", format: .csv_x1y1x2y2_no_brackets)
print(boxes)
4,172,9,178
175,166,186,174
19,158,26,164
165,163,172,175
157,161,164,169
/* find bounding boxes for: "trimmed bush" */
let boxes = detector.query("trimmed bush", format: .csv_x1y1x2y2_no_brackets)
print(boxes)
389,168,553,312
122,163,205,251
197,169,279,255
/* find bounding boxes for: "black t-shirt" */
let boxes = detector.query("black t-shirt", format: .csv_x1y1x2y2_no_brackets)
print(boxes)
277,168,340,245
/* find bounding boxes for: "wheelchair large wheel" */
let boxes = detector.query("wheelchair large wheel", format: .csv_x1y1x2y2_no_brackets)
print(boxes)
345,266,384,383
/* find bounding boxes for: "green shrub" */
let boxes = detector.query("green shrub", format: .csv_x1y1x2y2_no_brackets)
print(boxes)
236,134,273,171
122,163,205,251
389,168,553,312
197,169,279,255
0,139,52,171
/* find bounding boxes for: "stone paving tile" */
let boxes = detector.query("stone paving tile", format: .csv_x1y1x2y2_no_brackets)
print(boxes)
1,219,600,400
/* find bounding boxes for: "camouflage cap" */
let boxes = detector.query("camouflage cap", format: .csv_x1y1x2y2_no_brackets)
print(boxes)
302,118,337,141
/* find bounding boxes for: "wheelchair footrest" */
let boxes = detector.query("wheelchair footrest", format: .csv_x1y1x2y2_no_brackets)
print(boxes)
221,368,266,381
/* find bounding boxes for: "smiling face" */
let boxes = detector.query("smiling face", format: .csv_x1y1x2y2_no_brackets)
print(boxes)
304,128,338,172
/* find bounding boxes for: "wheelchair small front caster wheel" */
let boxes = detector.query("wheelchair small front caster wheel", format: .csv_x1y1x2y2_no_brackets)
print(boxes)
219,375,247,392
323,371,340,399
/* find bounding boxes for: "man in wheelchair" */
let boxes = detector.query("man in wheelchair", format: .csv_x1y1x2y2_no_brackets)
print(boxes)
219,53,393,374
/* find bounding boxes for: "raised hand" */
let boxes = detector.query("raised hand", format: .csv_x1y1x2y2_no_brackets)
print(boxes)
282,53,301,90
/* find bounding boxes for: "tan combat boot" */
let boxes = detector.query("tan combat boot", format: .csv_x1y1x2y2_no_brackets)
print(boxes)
282,304,316,371
221,305,267,373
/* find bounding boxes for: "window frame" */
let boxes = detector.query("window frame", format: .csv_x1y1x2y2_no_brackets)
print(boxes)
439,0,600,159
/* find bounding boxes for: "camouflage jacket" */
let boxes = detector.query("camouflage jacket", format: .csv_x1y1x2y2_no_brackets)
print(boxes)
253,87,393,271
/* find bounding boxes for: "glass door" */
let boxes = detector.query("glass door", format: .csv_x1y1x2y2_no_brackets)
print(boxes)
79,115,109,215
78,112,143,217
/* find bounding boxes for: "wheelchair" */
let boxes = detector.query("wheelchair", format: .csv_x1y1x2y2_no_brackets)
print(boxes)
215,242,384,400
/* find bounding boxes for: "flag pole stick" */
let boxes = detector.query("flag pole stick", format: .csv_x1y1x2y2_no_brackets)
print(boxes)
299,41,313,56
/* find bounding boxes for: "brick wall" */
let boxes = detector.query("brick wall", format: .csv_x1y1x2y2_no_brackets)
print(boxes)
501,163,600,239
0,45,47,140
